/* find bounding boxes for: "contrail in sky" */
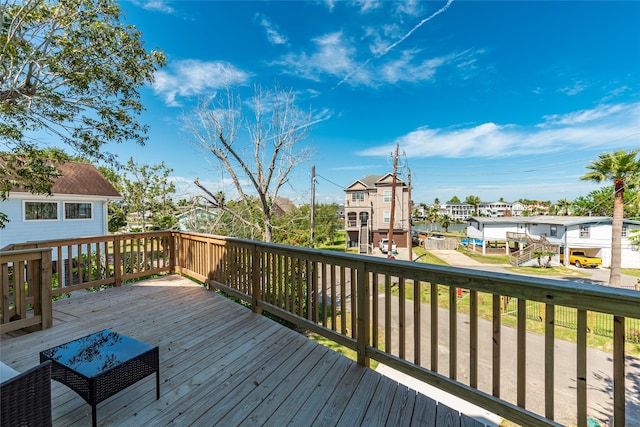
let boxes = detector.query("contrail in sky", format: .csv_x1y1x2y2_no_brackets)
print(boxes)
333,0,454,89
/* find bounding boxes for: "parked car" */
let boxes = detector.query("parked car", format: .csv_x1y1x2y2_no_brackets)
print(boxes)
559,250,602,268
378,238,397,254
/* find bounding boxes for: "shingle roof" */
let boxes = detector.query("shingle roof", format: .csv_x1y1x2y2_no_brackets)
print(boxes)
11,161,121,198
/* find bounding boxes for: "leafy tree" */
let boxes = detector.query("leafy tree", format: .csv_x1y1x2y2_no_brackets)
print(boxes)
119,158,177,231
581,149,640,287
629,229,640,249
1,0,165,196
447,196,461,204
434,198,440,207
271,203,342,247
185,84,316,242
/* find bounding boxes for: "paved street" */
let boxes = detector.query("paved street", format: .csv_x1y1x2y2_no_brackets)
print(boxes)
372,246,640,426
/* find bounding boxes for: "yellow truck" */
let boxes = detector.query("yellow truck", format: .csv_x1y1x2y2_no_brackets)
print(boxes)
559,250,602,268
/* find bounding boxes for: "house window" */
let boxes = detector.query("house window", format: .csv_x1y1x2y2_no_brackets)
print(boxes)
579,225,590,238
550,225,557,237
24,201,58,220
383,190,392,203
622,225,627,237
383,210,391,223
65,202,92,220
351,192,364,202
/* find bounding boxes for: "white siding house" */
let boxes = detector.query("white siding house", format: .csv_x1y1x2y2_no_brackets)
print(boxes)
0,161,122,249
466,216,640,268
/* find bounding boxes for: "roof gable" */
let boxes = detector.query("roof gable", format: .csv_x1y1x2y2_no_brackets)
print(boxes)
11,161,121,198
345,175,382,190
375,173,406,187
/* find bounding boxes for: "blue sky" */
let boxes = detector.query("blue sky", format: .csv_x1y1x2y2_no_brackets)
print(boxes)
111,0,639,206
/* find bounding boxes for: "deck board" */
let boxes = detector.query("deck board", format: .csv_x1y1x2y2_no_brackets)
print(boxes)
1,275,473,426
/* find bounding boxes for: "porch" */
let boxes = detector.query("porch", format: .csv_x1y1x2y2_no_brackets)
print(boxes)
1,275,473,426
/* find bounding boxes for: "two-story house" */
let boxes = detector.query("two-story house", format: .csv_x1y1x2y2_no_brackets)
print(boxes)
439,203,475,220
344,174,410,254
0,161,122,248
466,216,640,268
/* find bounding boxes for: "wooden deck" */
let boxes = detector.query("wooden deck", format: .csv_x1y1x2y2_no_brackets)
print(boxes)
1,275,479,427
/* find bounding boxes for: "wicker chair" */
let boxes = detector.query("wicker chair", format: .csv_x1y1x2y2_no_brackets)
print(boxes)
0,360,52,427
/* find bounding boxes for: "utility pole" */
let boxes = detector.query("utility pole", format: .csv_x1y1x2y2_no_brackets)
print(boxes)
407,168,412,254
311,165,316,248
387,143,399,258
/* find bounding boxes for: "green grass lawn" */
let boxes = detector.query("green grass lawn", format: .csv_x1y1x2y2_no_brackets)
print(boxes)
316,230,347,251
455,247,510,264
622,268,640,278
412,246,450,266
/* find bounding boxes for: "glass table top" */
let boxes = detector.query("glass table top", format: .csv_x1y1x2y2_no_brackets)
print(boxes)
40,330,155,378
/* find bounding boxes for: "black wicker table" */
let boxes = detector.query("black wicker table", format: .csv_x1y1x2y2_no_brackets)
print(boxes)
40,330,159,426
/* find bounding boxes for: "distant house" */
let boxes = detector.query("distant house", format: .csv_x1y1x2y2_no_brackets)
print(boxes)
344,174,410,254
272,197,296,217
466,216,640,268
176,206,219,232
478,201,524,217
439,203,475,220
0,161,121,248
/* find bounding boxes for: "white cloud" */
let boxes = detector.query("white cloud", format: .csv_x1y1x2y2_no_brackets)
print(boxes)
354,0,382,13
275,28,481,88
152,60,252,107
359,102,640,159
255,13,288,45
559,79,588,96
274,32,358,83
134,0,174,14
541,104,627,126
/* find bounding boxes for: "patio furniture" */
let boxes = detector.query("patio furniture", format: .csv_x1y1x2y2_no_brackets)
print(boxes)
40,329,159,427
0,360,53,427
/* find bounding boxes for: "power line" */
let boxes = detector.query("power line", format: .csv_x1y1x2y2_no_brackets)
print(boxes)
315,173,346,189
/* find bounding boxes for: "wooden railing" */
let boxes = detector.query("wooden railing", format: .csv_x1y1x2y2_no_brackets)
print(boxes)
0,248,53,333
176,231,639,427
2,231,175,297
2,230,639,426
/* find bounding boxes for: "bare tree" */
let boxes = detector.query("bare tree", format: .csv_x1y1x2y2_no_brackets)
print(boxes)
184,85,316,242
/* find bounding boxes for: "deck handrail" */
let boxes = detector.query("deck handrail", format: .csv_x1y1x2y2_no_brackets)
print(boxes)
4,231,176,295
175,231,638,427
2,230,638,426
0,248,53,333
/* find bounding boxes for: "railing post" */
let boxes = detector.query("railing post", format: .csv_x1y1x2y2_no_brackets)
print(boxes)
613,315,625,427
356,260,370,367
170,232,178,274
40,249,53,329
113,237,122,287
251,244,262,315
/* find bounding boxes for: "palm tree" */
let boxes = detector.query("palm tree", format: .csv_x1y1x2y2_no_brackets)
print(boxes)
426,206,439,231
580,149,640,287
465,195,481,215
557,198,571,216
439,214,452,232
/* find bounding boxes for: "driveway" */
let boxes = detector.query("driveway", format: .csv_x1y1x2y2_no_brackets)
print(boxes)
428,248,638,289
